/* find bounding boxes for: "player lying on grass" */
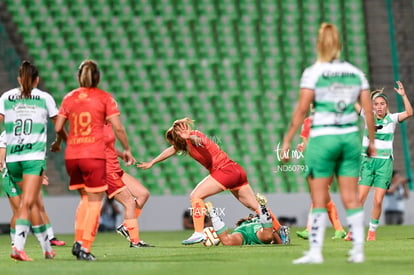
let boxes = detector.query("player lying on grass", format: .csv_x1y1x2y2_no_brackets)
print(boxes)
205,194,290,245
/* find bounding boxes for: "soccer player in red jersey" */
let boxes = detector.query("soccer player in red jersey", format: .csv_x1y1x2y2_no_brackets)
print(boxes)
103,123,152,247
55,60,133,261
138,118,284,245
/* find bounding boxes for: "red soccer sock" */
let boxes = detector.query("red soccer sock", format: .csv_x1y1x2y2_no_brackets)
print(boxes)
327,200,344,231
191,198,206,232
124,219,140,243
81,201,102,252
74,195,88,242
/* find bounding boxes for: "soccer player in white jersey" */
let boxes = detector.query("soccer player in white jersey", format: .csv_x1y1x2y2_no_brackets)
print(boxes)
281,23,377,264
350,82,412,241
0,131,66,251
0,61,63,261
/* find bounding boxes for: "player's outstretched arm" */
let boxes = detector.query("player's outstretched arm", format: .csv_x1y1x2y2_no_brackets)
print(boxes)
137,146,177,169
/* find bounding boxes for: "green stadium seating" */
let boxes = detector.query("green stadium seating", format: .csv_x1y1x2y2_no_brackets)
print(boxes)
2,0,370,195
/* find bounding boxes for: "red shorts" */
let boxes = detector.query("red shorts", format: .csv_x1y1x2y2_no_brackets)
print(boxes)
106,170,127,198
66,158,107,193
210,162,248,190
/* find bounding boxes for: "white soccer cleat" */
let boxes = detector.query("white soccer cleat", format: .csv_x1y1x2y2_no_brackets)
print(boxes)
347,249,364,263
292,251,323,264
181,232,206,245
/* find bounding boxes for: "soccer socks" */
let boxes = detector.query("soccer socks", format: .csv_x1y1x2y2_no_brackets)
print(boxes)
259,206,273,228
10,227,16,246
346,208,364,252
267,208,281,231
190,198,206,233
208,206,227,234
33,224,53,253
14,219,31,251
74,195,88,242
45,223,55,240
308,208,328,255
327,200,344,231
124,219,140,244
82,201,102,253
368,219,379,232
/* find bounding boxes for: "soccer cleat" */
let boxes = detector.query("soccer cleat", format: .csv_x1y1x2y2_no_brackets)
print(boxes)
348,249,365,263
130,240,155,248
50,237,66,246
292,251,323,264
45,250,56,259
77,250,97,261
367,230,376,241
72,241,81,257
255,193,268,206
10,247,33,261
278,225,290,245
117,224,131,242
344,232,352,241
332,230,347,240
296,229,309,240
181,232,206,245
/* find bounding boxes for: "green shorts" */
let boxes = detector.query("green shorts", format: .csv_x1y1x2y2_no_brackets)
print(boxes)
358,156,393,189
2,171,21,197
233,221,264,245
305,132,361,178
7,160,46,183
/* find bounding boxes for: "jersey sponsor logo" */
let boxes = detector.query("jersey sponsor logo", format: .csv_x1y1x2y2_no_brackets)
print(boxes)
321,71,357,78
10,143,33,154
8,94,41,102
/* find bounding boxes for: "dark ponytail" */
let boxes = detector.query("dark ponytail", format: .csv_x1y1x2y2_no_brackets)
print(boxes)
19,60,38,98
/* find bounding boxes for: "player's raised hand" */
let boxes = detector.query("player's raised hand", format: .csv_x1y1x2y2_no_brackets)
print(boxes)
394,81,406,96
174,122,191,139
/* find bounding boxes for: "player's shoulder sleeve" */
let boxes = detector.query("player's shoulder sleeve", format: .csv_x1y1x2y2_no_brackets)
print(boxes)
58,92,73,118
346,62,369,90
41,90,59,117
390,112,400,124
0,89,14,115
300,64,318,89
103,91,120,118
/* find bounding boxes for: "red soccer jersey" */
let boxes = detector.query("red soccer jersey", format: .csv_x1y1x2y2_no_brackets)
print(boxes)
300,116,313,139
104,123,122,173
186,130,233,172
58,87,120,159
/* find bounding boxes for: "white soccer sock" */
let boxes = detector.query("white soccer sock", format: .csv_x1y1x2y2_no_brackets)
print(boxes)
33,224,53,253
46,223,55,240
347,209,364,253
308,209,328,255
259,206,272,227
14,219,30,251
209,208,226,233
368,220,379,232
10,228,15,246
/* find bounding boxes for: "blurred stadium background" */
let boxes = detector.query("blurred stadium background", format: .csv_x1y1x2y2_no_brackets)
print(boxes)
0,0,413,197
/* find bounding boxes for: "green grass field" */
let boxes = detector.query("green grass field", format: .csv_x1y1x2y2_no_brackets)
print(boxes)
1,226,414,275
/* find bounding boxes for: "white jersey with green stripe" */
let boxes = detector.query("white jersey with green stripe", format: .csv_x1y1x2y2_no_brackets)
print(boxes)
300,60,369,137
0,88,58,162
360,110,399,159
